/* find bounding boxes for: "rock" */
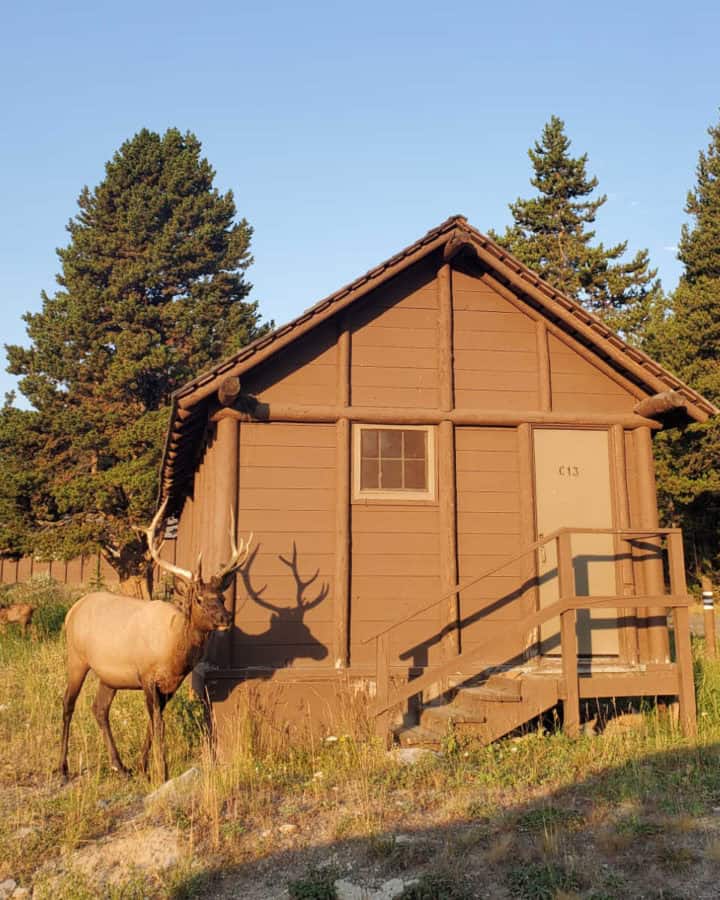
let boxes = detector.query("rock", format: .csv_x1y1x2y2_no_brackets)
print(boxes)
394,834,415,846
334,878,412,899
335,881,370,900
376,879,406,899
387,747,439,766
143,767,201,809
278,823,297,835
13,827,35,841
11,889,30,899
72,826,182,884
0,881,16,900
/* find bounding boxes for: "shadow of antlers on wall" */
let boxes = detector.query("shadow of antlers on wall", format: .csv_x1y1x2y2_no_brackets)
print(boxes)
230,540,329,672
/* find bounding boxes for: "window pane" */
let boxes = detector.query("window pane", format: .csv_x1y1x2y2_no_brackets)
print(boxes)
403,430,426,460
361,429,379,459
404,459,426,490
380,459,403,489
380,429,402,457
361,458,379,489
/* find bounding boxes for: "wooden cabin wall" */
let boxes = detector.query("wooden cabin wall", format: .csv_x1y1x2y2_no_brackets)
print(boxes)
234,421,335,668
172,254,672,678
346,260,439,410
547,334,638,413
455,427,532,662
452,270,540,410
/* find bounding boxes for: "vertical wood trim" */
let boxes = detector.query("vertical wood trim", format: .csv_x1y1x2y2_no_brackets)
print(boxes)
334,416,351,668
214,416,239,669
375,632,391,745
439,419,459,657
634,426,670,663
518,424,539,657
337,322,350,408
625,430,650,662
558,532,579,737
438,263,454,412
536,321,551,412
610,424,638,663
668,531,696,736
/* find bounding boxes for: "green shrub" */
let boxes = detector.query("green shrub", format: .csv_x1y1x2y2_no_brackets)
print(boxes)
288,866,338,899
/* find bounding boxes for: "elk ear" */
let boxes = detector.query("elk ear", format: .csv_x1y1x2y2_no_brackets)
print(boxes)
173,577,190,599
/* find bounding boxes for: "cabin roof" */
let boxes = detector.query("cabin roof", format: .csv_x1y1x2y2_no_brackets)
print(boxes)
160,215,718,506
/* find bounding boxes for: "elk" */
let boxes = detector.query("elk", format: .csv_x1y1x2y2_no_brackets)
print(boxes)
0,603,35,636
58,501,251,781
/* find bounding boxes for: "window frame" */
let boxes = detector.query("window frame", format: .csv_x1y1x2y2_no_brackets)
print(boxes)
352,424,437,502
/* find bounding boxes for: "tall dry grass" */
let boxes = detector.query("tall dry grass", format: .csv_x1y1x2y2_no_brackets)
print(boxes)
3,579,720,898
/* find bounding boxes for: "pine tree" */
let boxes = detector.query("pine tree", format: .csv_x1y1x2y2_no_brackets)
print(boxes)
492,116,661,340
650,116,720,574
5,128,266,587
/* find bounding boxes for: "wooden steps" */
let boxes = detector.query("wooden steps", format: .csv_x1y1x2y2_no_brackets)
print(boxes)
395,674,560,749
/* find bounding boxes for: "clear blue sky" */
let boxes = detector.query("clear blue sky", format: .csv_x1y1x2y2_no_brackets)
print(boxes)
2,0,719,404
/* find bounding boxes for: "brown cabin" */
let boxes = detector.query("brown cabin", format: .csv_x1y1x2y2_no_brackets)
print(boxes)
159,215,717,748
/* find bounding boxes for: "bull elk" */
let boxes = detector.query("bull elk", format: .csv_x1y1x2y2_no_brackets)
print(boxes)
58,501,251,781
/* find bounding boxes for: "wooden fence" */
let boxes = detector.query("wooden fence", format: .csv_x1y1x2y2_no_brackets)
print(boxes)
0,540,179,587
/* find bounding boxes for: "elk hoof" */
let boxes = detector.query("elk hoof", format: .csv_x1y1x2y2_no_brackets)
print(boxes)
111,764,131,778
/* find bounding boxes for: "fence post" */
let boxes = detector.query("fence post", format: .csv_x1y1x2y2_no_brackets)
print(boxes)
668,531,697,737
702,575,716,660
375,632,392,747
558,532,580,737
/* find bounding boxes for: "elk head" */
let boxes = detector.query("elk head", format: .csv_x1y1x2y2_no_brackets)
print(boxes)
146,500,252,633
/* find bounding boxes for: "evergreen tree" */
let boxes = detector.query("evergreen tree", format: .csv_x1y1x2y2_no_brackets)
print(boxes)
650,116,720,574
492,115,661,339
5,128,266,587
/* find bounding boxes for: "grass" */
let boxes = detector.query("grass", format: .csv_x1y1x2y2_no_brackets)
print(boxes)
2,580,720,897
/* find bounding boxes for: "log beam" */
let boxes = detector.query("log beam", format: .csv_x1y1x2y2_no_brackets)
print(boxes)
218,376,242,407
633,390,686,419
211,403,661,430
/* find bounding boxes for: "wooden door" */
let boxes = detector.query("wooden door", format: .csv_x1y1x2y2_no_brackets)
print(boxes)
534,428,619,657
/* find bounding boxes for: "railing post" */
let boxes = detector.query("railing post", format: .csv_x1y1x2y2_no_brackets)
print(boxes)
375,633,392,747
702,575,716,660
558,532,580,738
667,531,697,737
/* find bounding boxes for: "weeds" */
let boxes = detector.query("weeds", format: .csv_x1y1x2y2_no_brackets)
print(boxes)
287,865,338,899
506,861,581,899
3,600,720,899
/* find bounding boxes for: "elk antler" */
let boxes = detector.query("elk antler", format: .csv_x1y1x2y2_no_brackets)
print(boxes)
240,544,285,613
145,498,194,582
278,542,329,611
215,507,252,583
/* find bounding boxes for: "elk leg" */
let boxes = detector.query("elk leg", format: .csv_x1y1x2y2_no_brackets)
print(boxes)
140,684,169,781
92,682,129,775
57,662,89,779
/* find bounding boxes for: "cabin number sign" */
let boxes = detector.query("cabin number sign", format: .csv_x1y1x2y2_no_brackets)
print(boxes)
558,465,581,477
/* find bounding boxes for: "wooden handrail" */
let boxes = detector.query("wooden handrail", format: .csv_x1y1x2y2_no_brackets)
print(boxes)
371,589,692,717
371,528,692,736
363,527,681,646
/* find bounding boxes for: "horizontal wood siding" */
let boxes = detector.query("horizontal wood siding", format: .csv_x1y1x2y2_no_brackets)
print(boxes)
348,261,439,409
350,503,441,667
455,427,531,661
242,321,337,406
234,422,335,668
452,270,540,410
548,334,636,413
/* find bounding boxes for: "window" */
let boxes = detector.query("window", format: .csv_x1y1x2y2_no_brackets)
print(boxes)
353,425,435,501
